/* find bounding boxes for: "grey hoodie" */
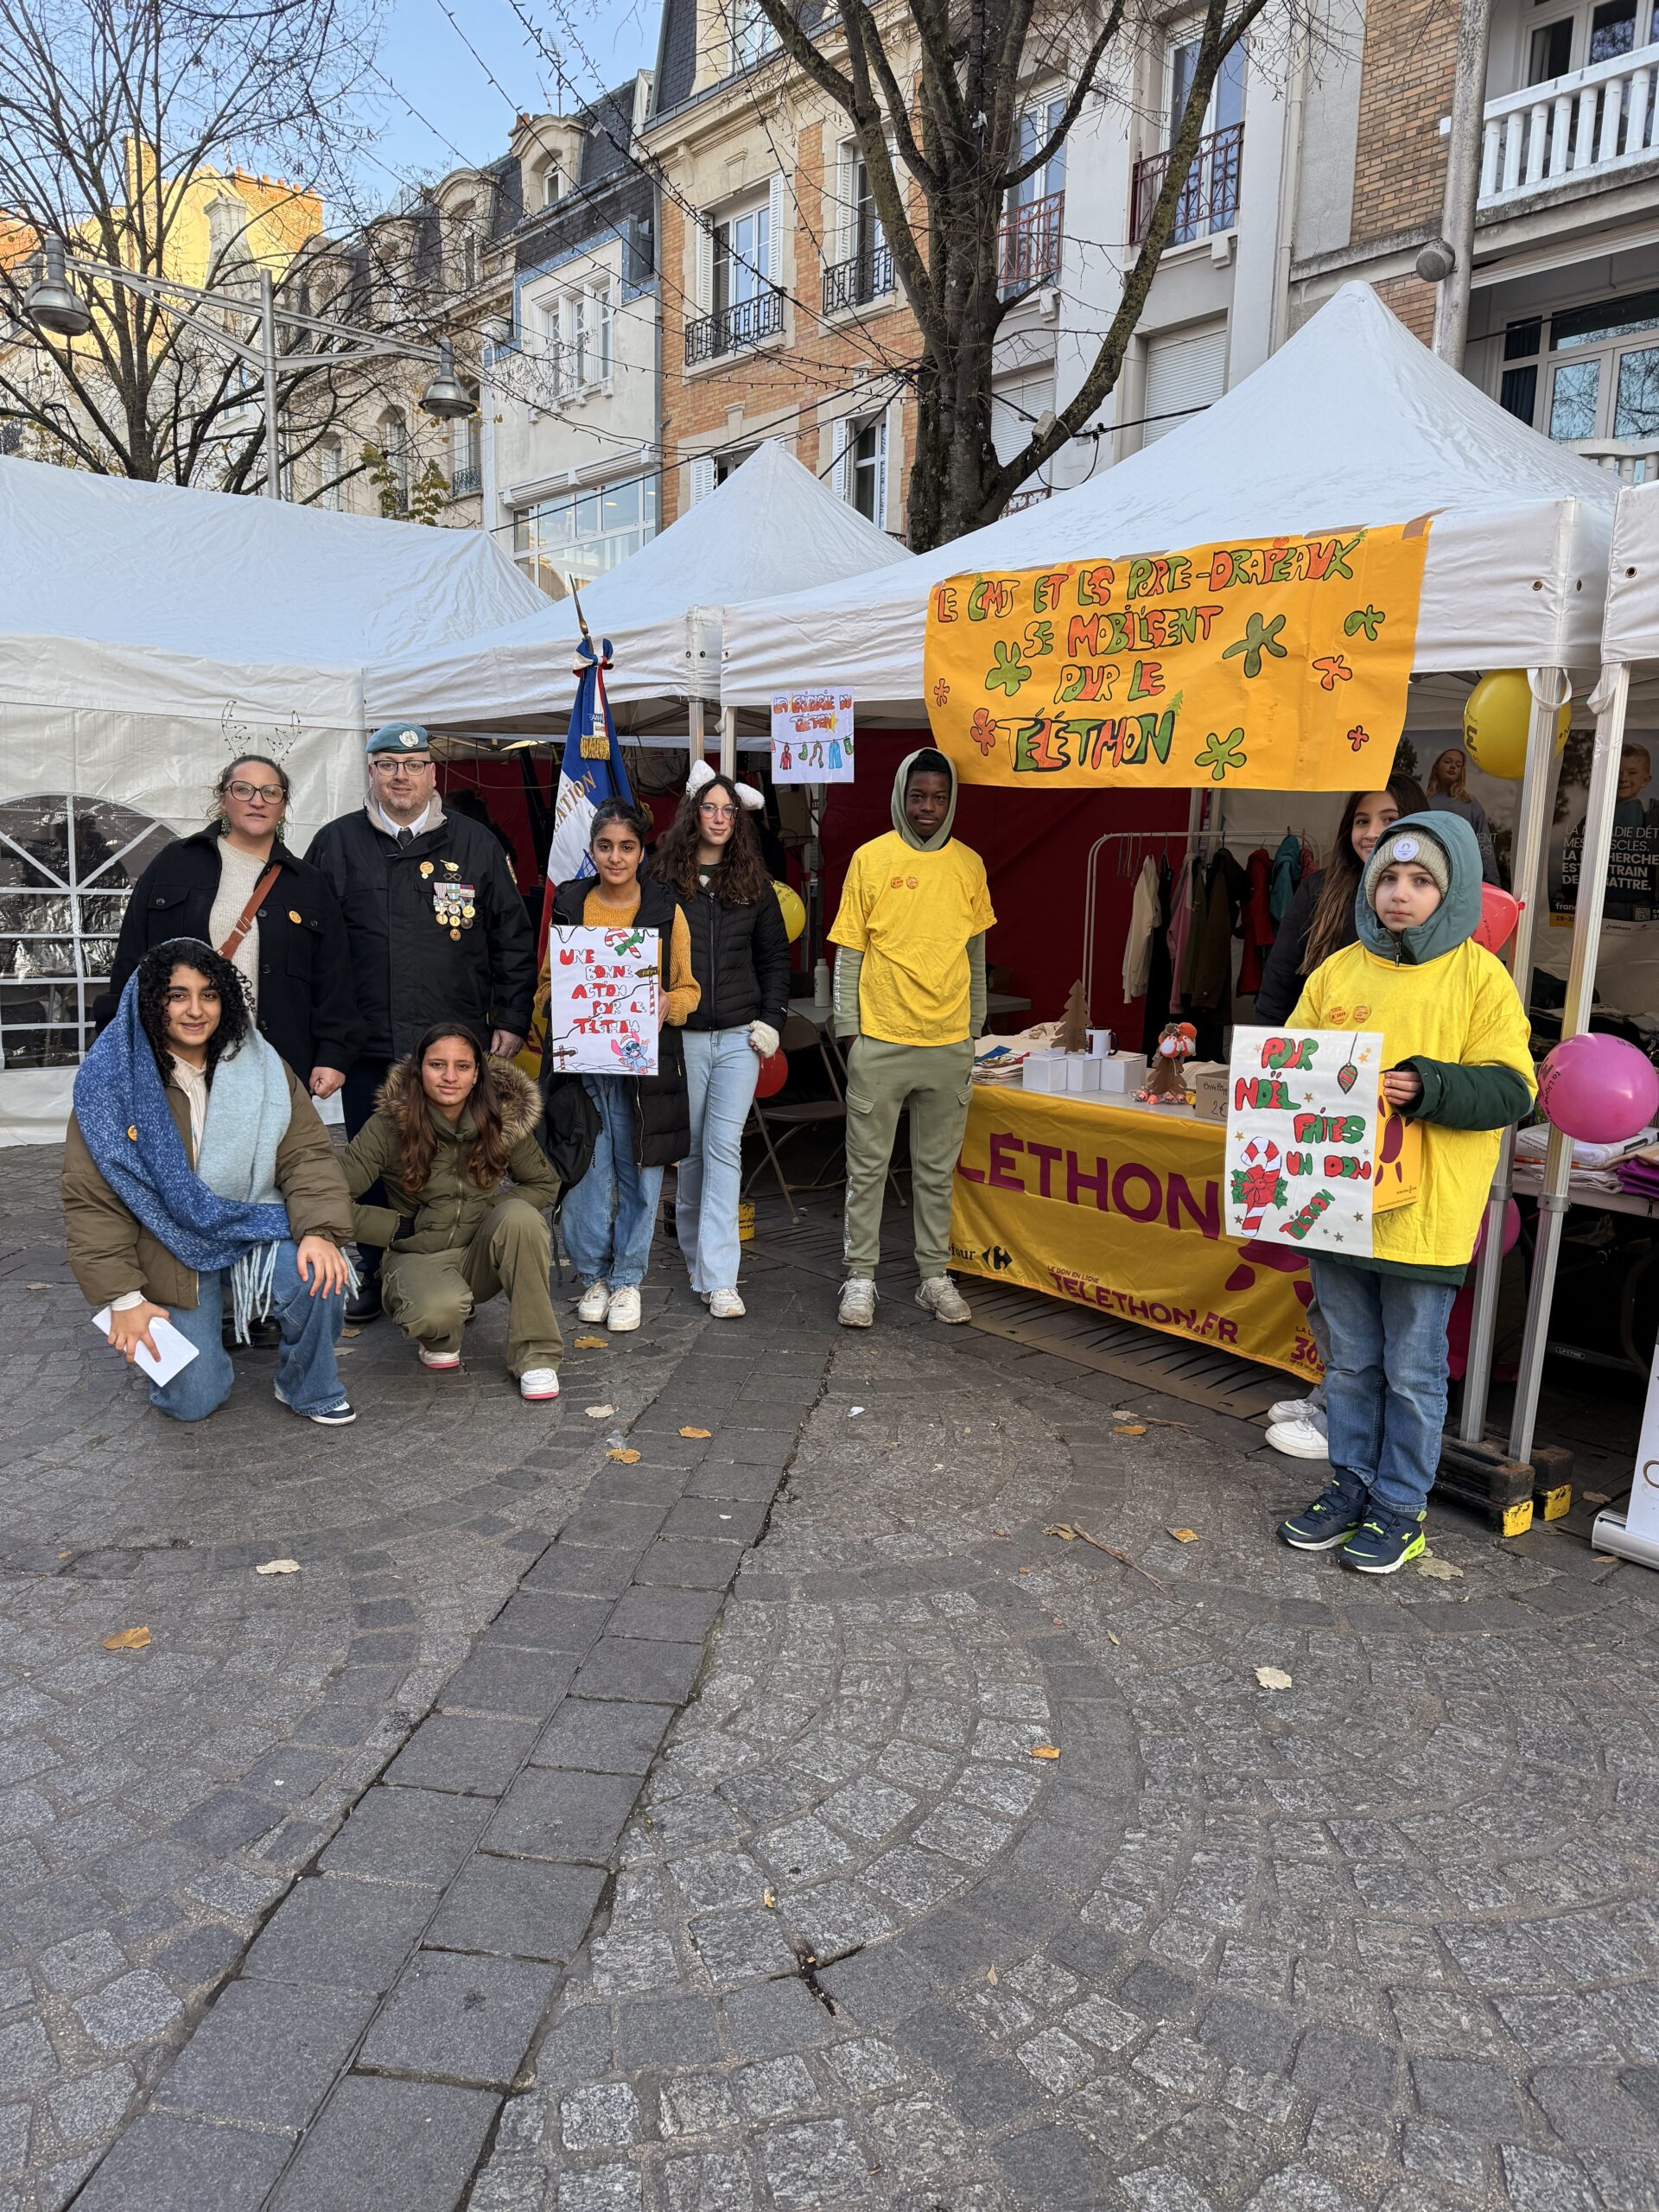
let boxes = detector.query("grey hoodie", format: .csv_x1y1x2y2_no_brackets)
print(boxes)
833,750,988,1039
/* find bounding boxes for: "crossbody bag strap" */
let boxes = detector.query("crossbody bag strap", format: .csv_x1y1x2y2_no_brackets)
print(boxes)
218,864,283,963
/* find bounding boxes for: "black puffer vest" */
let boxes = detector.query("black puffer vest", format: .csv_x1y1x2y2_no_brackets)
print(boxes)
543,875,692,1169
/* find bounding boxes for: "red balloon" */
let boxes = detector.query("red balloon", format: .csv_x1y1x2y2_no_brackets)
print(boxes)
1537,1032,1659,1145
754,1049,789,1099
1473,885,1520,956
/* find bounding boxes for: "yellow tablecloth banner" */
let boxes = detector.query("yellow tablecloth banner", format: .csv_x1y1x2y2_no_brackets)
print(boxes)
951,1088,1321,1380
923,521,1429,791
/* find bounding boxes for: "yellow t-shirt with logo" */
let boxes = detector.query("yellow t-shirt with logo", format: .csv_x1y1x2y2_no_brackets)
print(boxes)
830,832,995,1046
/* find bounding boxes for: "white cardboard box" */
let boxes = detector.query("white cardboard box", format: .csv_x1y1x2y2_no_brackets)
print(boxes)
1096,1054,1149,1094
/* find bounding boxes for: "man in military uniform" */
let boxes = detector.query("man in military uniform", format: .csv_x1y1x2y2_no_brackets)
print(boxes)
306,722,534,1319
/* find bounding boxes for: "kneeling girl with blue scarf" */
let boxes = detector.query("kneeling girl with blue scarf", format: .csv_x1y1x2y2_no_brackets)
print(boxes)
63,939,358,1425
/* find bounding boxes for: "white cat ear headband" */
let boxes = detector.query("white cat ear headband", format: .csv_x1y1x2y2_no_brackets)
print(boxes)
687,758,764,811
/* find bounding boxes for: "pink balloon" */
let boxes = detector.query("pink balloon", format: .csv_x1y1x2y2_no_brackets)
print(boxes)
1537,1033,1659,1145
1471,1198,1522,1261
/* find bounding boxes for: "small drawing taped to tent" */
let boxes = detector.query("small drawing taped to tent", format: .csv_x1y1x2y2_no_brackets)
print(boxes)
220,701,302,765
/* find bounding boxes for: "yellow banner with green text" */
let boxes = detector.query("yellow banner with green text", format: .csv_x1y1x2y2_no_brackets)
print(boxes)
923,521,1431,791
950,1088,1322,1381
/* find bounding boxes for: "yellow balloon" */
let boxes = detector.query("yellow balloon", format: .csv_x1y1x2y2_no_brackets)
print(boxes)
1459,671,1570,782
772,880,806,944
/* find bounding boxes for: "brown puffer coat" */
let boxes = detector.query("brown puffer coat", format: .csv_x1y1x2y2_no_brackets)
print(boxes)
340,1057,560,1254
61,1062,353,1313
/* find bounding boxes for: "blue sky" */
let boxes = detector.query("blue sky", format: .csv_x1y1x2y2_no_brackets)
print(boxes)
365,0,656,188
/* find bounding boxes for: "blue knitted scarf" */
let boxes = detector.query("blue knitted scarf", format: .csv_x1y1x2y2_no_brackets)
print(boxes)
73,978,292,1339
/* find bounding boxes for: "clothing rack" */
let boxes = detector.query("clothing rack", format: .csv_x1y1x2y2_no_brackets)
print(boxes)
1080,827,1313,1018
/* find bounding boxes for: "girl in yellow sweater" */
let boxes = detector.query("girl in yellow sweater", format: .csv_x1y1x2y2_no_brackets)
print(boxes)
544,801,700,1333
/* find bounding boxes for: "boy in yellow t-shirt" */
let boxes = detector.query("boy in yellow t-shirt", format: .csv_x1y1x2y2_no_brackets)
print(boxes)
830,749,995,1328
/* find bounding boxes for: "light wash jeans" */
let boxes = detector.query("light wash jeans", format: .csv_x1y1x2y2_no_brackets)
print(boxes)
151,1243,348,1423
677,1027,761,1294
562,1074,664,1291
1307,1256,1458,1520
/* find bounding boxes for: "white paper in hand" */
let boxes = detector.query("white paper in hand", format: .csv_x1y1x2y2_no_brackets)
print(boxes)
92,1307,200,1387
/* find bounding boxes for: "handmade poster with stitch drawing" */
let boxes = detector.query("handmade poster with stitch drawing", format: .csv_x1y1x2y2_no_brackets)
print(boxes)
544,927,660,1077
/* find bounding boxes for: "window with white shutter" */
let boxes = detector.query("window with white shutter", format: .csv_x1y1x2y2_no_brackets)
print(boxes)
689,454,717,504
767,173,786,288
696,219,715,314
1142,321,1227,444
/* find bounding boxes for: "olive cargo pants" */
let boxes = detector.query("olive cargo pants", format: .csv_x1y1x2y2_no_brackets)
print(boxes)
841,1036,975,1281
383,1198,562,1376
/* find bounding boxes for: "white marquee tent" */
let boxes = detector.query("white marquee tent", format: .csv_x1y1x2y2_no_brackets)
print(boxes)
720,283,1615,715
364,440,912,738
720,278,1625,1467
0,458,541,1140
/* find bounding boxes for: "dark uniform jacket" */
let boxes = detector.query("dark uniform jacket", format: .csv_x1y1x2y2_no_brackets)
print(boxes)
303,804,534,1061
97,832,357,1079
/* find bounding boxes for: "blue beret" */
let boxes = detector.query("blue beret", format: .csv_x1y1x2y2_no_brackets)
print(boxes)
366,721,431,757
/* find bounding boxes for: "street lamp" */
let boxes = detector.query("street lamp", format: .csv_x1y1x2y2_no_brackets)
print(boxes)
20,239,476,497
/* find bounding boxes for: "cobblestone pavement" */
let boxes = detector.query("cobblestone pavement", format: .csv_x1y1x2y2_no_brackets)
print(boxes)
3,1147,1657,2210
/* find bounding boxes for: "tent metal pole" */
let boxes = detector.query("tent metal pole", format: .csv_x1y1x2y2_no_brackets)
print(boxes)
720,706,737,779
260,268,282,500
1459,665,1567,1443
1508,662,1630,1465
689,696,705,765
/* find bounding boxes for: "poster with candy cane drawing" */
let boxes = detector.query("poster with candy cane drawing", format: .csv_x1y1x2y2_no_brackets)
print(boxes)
1224,1027,1418,1257
544,927,660,1077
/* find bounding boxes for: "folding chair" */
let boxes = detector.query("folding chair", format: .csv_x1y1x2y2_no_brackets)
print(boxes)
744,1013,906,1224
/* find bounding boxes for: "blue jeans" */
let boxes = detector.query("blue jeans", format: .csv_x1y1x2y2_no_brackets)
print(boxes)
1307,1257,1458,1519
151,1243,348,1423
677,1029,760,1294
561,1075,664,1291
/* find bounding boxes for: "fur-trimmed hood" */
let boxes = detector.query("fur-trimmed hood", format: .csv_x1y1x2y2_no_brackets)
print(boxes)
374,1053,542,1146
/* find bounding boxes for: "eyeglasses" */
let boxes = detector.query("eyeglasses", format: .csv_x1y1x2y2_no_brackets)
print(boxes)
372,757,433,775
226,780,284,804
698,802,737,821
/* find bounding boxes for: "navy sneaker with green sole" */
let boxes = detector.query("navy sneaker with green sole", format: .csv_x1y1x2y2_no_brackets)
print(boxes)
1339,1507,1427,1574
1279,1472,1369,1551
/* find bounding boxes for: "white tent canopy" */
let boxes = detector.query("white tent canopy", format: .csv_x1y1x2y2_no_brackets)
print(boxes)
721,283,1617,717
364,440,912,735
1603,477,1659,666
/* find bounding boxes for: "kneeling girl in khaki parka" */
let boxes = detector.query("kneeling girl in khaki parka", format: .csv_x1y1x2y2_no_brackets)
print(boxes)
340,1025,563,1402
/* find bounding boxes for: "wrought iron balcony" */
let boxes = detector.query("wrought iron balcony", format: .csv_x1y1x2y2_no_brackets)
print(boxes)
823,243,894,314
998,190,1064,290
1130,122,1243,245
449,463,481,497
683,286,785,365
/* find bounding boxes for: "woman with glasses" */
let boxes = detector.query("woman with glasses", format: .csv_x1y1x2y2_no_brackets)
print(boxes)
100,754,357,1102
649,765,790,1318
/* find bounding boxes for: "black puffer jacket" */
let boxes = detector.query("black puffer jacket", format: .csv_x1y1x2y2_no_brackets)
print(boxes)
543,875,691,1169
673,868,792,1035
97,831,358,1080
303,805,534,1060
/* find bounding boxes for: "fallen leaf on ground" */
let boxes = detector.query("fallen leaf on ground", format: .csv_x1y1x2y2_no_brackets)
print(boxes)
27,1283,48,1291
986,1965,998,1984
1017,1567,1031,1575
1416,1555,1464,1581
680,1427,712,1439
1030,1744,1061,1759
607,1447,642,1464
1255,1665,1294,1691
992,1529,1011,1538
1044,1523,1077,1541
1114,1424,1147,1437
1583,1490,1611,1505
255,1559,299,1576
1167,1527,1200,1543
1107,1630,1121,1646
762,1888,775,1908
1594,1554,1619,1563
574,1336,607,1349
586,1404,616,1420
104,1627,149,1651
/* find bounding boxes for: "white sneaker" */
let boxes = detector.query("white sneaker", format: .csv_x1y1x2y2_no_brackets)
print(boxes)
519,1368,560,1402
1266,1416,1331,1461
1269,1394,1316,1424
916,1274,972,1325
838,1278,877,1328
575,1281,610,1323
607,1287,642,1332
708,1289,746,1319
418,1346,461,1370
